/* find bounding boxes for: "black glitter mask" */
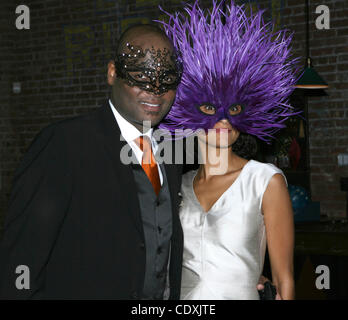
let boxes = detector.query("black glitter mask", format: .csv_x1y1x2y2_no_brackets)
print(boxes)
115,43,182,95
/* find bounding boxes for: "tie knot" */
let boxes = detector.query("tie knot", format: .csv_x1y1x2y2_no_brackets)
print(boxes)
135,135,151,153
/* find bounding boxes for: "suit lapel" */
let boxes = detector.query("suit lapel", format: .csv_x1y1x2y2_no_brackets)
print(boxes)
163,162,181,236
96,101,144,237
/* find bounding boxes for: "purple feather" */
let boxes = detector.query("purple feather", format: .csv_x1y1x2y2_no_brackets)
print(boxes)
156,0,300,142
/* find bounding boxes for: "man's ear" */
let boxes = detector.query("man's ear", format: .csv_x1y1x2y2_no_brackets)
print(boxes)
107,60,117,85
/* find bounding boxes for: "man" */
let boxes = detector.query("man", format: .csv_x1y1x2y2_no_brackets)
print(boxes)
0,24,183,299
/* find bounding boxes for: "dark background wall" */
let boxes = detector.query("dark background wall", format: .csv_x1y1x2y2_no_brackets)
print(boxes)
0,0,348,230
303,0,348,220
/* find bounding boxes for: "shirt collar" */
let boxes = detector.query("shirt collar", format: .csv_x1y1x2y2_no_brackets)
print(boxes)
109,99,153,144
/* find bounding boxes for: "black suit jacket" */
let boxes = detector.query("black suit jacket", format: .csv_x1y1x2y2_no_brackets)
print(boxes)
0,101,184,299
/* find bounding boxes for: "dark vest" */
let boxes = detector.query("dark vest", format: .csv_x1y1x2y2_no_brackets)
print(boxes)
132,162,173,299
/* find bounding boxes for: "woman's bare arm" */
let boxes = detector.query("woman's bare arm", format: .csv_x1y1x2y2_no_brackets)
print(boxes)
262,173,295,300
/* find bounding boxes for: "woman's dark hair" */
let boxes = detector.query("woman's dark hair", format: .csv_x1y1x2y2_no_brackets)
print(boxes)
232,133,258,160
182,133,258,173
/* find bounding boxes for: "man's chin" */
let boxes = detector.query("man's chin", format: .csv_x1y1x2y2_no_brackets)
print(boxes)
143,112,164,125
135,116,162,129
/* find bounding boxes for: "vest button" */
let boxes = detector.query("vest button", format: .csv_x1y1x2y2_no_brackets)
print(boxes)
157,247,162,254
139,242,145,249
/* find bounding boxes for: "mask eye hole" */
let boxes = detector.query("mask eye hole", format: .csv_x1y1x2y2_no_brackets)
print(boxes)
128,71,151,83
229,104,243,116
162,74,177,85
198,104,216,115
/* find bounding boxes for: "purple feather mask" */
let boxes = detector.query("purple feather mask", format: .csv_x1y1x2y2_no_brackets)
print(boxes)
157,0,300,142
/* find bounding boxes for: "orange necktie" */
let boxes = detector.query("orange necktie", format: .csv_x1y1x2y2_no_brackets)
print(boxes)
135,136,161,196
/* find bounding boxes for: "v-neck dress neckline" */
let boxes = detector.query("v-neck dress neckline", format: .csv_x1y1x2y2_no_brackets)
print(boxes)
190,160,252,214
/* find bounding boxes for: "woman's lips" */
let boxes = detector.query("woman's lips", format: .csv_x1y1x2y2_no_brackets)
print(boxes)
213,128,232,133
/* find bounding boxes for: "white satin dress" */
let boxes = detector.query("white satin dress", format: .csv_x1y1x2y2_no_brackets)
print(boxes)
179,160,286,300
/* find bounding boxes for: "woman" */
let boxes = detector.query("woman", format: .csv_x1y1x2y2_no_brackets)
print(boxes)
158,1,298,300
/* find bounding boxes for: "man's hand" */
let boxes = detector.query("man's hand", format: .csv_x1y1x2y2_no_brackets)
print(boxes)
257,275,282,300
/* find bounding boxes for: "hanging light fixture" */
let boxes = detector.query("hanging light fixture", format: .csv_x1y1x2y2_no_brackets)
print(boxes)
296,57,329,89
295,0,328,89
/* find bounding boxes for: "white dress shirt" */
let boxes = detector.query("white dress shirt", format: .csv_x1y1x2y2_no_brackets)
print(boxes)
109,99,163,185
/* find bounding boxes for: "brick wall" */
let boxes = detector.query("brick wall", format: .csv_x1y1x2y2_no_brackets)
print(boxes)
0,0,347,228
0,3,15,228
281,0,348,219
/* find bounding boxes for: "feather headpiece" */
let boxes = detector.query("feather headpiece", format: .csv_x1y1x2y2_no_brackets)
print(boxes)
157,0,300,141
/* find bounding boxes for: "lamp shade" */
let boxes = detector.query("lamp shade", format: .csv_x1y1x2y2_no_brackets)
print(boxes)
295,58,329,89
